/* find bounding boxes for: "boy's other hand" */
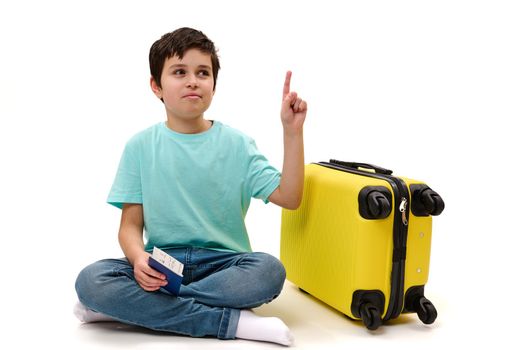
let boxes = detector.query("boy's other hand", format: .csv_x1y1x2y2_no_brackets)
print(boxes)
133,251,168,292
281,71,307,134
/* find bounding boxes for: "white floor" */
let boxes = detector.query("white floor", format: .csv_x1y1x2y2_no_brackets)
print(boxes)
63,280,442,350
22,275,511,350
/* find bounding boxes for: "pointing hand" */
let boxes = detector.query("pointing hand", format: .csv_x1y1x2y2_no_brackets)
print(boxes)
281,71,307,134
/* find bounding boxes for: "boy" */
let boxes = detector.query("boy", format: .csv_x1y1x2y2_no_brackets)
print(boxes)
74,27,307,346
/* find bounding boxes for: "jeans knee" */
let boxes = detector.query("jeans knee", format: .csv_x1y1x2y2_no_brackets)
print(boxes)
74,260,110,308
252,252,286,296
270,255,287,287
75,264,94,301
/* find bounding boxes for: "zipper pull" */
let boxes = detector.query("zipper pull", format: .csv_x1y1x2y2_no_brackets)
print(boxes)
399,197,408,225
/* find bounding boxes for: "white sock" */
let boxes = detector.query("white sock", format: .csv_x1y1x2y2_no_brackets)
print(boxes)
235,309,293,346
73,301,115,323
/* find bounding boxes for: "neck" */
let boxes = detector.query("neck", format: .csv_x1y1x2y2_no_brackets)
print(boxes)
165,116,212,134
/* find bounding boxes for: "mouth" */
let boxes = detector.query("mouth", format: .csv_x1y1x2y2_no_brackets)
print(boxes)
182,94,202,99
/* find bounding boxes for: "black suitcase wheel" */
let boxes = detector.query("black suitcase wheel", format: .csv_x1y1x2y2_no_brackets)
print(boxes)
410,185,445,217
359,303,382,330
421,189,445,216
414,296,437,324
367,191,391,219
359,187,392,220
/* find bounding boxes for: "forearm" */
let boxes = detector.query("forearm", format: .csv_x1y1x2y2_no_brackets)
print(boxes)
118,204,146,266
119,227,146,265
117,204,167,291
278,130,304,209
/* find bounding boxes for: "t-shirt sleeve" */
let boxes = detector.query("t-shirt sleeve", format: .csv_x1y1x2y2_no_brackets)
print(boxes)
246,138,281,204
107,140,142,209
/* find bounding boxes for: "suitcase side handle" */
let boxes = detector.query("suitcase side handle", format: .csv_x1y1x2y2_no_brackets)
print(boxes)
329,160,393,175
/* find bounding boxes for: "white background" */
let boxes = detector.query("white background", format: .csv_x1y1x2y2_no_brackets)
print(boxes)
1,0,525,348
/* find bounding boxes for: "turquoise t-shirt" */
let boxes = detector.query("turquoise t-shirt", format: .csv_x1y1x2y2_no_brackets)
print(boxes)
107,121,281,253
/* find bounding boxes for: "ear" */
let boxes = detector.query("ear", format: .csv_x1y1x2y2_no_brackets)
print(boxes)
150,76,163,100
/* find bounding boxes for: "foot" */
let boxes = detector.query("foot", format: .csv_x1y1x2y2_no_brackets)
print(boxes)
73,301,114,323
235,309,293,346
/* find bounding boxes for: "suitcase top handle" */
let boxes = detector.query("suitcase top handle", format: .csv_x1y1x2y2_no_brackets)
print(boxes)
329,160,393,176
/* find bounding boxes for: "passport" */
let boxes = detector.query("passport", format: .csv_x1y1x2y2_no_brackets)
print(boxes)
148,247,184,296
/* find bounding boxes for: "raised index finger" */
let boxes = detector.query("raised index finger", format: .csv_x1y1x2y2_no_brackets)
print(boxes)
282,71,292,100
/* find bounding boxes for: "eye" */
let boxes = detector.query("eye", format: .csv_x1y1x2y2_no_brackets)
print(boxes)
198,70,210,77
173,69,186,75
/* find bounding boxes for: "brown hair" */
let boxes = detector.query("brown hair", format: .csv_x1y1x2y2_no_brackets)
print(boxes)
149,27,220,90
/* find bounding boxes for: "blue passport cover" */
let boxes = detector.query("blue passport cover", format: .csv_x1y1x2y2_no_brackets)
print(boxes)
148,257,183,296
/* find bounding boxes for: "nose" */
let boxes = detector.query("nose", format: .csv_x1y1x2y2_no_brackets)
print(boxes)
186,74,198,88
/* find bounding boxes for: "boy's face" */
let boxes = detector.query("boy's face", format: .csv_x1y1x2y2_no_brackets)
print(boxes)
151,48,215,122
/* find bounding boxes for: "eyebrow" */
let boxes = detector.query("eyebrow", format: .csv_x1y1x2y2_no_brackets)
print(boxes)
168,63,212,70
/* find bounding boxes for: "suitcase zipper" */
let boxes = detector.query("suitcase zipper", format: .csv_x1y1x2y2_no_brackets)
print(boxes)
400,197,408,225
386,176,410,321
317,162,410,322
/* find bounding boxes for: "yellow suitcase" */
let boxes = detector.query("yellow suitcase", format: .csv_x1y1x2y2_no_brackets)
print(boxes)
280,160,444,330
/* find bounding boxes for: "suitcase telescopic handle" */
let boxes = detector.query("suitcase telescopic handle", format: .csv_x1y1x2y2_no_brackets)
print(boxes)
329,160,393,175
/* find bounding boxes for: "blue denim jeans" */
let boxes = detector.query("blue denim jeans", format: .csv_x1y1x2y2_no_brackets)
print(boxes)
75,248,286,339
